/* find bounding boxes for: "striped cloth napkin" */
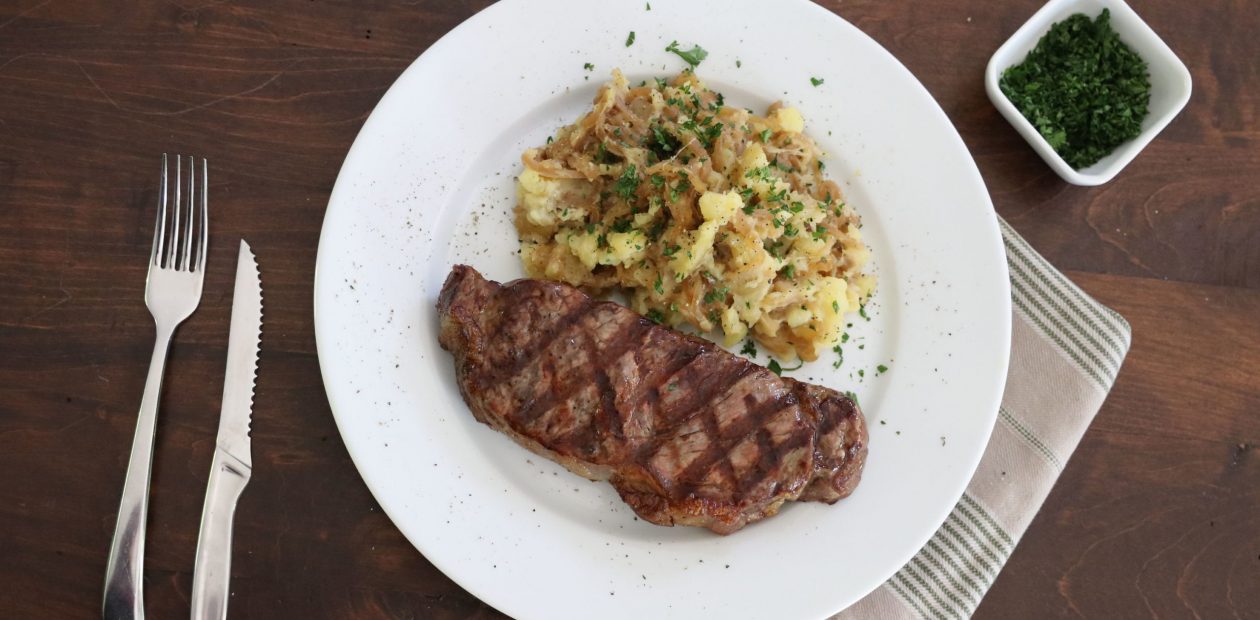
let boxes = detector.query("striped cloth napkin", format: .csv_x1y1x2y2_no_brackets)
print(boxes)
835,218,1132,619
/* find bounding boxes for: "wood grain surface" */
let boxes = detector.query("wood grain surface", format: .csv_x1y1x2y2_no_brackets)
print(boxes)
0,1,1256,618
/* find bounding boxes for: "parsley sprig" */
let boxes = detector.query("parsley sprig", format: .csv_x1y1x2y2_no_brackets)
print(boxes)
614,164,640,200
665,41,709,67
767,359,803,376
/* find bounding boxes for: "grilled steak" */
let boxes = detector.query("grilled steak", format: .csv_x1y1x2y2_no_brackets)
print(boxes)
436,265,868,534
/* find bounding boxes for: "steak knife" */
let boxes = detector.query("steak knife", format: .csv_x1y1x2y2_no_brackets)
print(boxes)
191,240,261,620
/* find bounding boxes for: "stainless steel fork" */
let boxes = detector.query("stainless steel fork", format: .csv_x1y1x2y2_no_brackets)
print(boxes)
103,154,209,620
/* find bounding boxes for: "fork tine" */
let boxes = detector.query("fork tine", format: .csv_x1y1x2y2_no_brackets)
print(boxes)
152,154,169,266
168,155,183,269
197,158,208,272
182,156,195,270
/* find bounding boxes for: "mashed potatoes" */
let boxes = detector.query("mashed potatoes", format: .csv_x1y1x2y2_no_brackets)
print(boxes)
514,70,875,361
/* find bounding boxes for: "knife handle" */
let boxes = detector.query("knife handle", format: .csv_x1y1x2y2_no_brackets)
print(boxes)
191,449,250,620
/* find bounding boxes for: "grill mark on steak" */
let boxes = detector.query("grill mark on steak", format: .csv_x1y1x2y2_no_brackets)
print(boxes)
674,384,792,501
514,310,650,450
672,405,726,497
740,405,805,498
752,428,780,493
653,352,755,432
632,355,755,493
593,366,623,441
622,335,702,437
436,265,868,534
480,298,591,392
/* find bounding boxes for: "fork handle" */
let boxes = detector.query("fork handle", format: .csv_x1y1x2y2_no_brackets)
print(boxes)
103,324,174,620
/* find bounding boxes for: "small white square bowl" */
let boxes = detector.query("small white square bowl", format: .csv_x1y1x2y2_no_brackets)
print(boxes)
985,0,1192,186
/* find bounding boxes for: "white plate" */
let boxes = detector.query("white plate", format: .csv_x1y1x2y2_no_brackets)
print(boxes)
313,1,1011,618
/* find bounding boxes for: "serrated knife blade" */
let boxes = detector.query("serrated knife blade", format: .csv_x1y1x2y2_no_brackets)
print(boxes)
191,240,261,620
211,240,261,468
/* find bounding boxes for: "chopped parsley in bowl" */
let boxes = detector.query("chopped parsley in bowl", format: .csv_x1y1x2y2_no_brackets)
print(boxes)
999,9,1151,170
985,0,1190,186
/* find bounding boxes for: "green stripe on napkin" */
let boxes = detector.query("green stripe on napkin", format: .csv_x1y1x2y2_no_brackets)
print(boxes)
835,217,1132,619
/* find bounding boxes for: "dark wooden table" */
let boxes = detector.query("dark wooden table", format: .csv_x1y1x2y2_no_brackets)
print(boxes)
1,1,1256,618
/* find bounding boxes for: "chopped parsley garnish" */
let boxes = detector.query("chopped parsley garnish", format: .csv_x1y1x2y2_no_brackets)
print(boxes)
662,244,680,257
759,128,772,143
625,31,636,47
844,390,859,406
744,165,775,183
782,222,798,237
681,117,723,148
583,62,594,71
779,264,796,280
665,41,709,67
810,77,825,87
646,309,664,323
646,219,667,241
831,344,844,369
764,239,785,258
740,339,757,358
813,226,828,241
699,121,723,147
767,359,803,376
610,218,634,233
585,223,596,234
877,364,889,374
649,125,680,159
703,286,729,305
998,9,1150,169
858,369,865,378
831,299,840,313
669,178,690,202
650,173,666,188
645,1,651,9
736,59,742,68
595,141,615,164
653,274,664,295
859,304,870,320
614,164,640,199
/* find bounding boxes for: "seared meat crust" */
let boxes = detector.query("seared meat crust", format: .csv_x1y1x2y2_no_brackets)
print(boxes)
437,265,867,534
